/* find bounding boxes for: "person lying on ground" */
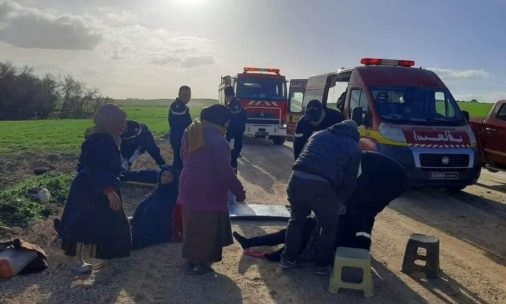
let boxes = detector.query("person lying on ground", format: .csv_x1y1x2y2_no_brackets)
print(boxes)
55,104,131,274
130,165,179,249
233,151,408,263
120,120,166,170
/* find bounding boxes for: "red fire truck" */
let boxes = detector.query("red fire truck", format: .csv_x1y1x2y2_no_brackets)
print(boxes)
219,67,288,145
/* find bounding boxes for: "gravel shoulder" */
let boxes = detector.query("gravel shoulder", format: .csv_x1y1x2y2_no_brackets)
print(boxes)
0,138,505,304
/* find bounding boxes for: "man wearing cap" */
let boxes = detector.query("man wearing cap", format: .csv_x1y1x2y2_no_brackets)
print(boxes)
224,86,247,171
120,120,166,170
281,120,361,275
293,100,344,159
168,86,192,170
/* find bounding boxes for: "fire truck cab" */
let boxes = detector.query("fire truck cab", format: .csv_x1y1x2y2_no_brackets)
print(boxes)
219,67,288,145
302,58,481,190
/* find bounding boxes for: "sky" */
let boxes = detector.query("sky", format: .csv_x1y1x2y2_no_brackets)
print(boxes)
1,0,506,101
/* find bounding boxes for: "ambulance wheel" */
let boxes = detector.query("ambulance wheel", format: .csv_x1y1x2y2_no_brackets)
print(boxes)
272,136,286,145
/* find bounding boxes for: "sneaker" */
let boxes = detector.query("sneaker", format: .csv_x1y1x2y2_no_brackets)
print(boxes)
315,265,332,276
280,258,298,269
72,262,92,274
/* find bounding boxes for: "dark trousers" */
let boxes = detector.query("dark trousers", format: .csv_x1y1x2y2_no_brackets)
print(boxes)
283,176,343,267
226,134,243,169
336,212,374,250
243,229,287,248
171,141,182,171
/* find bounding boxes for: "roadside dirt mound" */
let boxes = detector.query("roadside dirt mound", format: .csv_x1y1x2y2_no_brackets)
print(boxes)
0,152,77,191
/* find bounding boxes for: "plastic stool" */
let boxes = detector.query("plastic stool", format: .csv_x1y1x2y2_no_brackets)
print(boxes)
329,247,374,297
401,233,439,279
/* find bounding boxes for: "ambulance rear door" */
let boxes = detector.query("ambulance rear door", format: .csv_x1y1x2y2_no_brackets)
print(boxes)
286,79,307,140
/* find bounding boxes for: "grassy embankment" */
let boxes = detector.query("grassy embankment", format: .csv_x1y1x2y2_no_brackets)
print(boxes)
0,99,214,227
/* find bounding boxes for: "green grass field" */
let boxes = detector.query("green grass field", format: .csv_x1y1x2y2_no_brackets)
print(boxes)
457,102,493,118
0,99,494,155
0,99,215,155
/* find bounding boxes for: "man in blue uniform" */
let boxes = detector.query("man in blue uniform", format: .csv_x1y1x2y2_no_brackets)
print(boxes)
120,120,165,170
224,86,247,171
168,86,192,170
293,99,344,159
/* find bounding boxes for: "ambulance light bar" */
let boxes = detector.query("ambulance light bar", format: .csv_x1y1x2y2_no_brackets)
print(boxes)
243,67,280,74
360,58,415,67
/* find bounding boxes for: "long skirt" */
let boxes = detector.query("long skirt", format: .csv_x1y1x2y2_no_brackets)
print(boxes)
182,208,233,264
59,174,131,259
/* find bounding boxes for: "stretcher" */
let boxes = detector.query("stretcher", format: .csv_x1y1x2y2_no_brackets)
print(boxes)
229,203,290,221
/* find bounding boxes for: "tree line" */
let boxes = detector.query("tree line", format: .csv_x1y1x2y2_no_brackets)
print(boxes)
0,62,109,120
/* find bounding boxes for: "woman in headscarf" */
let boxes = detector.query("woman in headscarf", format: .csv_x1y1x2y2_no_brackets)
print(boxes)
178,104,246,275
130,165,179,249
57,103,131,273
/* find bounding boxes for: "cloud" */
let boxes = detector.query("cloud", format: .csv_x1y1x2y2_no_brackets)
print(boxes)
181,55,216,68
0,0,102,50
104,11,138,27
100,28,216,68
428,67,489,80
150,55,181,65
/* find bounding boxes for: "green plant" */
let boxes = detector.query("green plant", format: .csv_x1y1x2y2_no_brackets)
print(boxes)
0,173,72,227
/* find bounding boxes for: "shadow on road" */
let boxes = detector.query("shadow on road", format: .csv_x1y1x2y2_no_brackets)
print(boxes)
404,271,488,304
234,222,426,303
389,189,506,267
238,138,293,197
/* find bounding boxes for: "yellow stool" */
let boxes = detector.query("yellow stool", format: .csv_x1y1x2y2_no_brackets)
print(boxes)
328,247,374,297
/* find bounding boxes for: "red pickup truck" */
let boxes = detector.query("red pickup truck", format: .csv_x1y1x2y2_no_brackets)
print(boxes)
469,100,506,171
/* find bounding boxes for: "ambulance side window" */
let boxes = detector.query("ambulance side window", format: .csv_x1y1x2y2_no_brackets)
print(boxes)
435,91,455,118
350,89,369,113
350,89,370,125
289,92,304,113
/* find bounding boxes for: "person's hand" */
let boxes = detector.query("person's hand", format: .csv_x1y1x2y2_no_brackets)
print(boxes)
107,191,122,211
235,191,246,203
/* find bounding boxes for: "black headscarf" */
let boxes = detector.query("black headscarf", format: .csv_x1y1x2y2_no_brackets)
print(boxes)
200,104,231,127
154,165,179,200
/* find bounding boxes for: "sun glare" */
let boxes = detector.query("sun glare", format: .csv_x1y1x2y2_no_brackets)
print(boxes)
176,0,205,6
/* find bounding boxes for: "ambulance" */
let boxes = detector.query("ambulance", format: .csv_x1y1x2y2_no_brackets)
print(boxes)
291,58,481,190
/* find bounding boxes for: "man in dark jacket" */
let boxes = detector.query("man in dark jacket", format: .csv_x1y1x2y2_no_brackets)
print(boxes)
281,120,361,275
120,120,165,170
224,86,247,170
168,85,192,170
293,99,344,159
233,151,408,261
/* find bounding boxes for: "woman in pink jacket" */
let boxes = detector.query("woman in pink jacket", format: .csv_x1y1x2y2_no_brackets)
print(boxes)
177,104,246,275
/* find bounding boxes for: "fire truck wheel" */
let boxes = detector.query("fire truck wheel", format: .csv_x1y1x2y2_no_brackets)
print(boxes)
272,136,286,145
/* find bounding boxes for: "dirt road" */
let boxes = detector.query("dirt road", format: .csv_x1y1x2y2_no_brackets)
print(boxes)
1,138,505,304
